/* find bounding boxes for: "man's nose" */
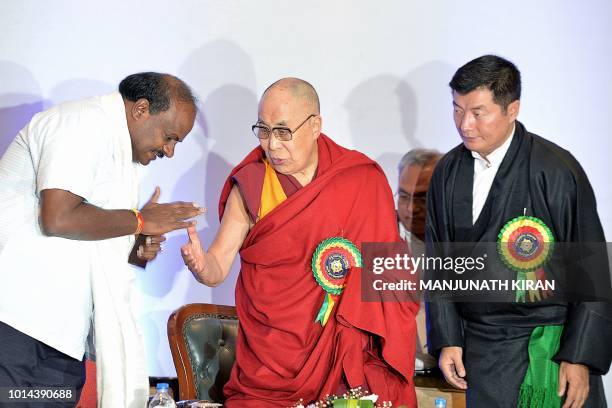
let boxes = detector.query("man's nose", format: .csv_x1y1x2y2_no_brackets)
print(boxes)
411,202,426,214
460,113,474,133
401,199,426,215
267,134,281,150
163,143,175,158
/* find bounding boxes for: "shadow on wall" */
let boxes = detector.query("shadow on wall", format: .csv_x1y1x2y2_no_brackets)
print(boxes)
179,40,259,307
0,63,116,158
48,79,114,106
400,61,457,152
0,61,47,157
344,74,416,183
344,61,456,183
191,83,259,306
140,40,259,306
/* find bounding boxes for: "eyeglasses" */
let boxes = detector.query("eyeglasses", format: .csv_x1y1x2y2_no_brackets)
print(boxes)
395,191,428,207
252,114,316,141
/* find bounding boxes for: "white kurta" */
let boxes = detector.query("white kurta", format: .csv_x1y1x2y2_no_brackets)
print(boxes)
0,92,148,407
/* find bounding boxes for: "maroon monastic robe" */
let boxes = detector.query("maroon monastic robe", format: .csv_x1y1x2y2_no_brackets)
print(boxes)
219,134,418,407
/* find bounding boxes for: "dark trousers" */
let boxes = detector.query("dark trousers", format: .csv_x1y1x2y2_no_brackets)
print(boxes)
0,321,85,408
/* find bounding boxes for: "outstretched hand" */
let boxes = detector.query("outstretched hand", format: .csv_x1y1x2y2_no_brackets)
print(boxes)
140,187,206,235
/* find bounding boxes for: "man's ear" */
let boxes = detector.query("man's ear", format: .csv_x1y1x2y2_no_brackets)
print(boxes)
312,115,322,139
131,98,150,120
507,99,520,122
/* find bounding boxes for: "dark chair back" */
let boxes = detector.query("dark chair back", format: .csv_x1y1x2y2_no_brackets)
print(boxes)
168,303,238,402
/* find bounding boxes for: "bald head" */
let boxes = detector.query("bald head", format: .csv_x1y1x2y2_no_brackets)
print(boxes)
262,77,320,114
256,77,322,186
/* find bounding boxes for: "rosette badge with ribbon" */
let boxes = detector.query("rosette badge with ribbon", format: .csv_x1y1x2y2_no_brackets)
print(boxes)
311,237,362,326
497,215,555,302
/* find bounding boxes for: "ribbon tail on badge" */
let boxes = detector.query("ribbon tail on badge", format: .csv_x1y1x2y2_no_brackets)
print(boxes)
526,271,542,302
315,293,335,326
516,271,527,302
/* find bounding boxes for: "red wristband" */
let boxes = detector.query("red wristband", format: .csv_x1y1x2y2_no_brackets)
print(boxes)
131,209,144,235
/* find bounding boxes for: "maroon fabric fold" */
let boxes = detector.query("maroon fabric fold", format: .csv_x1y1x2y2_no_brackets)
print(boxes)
219,134,418,407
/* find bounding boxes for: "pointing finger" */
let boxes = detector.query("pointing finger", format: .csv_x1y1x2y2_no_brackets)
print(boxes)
187,225,201,245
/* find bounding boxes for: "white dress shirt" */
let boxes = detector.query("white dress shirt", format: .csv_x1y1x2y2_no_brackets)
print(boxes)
472,124,515,224
0,92,148,406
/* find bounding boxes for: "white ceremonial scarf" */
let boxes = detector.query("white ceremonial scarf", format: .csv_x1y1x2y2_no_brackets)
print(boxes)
90,95,149,408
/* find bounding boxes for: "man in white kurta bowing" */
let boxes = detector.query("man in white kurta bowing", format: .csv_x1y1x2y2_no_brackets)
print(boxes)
0,72,203,408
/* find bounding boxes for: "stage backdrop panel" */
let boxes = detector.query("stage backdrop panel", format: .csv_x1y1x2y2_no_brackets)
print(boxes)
1,1,610,397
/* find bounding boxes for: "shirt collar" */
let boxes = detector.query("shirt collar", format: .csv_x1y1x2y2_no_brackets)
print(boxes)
399,221,409,241
398,222,424,246
471,123,515,167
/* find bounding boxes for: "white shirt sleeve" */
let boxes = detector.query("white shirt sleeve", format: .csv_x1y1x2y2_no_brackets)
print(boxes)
31,106,106,203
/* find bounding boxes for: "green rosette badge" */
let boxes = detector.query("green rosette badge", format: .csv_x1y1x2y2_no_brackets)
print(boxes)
497,215,555,302
311,237,362,326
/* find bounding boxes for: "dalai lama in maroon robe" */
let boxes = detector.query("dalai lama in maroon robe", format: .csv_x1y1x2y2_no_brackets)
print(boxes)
181,78,418,407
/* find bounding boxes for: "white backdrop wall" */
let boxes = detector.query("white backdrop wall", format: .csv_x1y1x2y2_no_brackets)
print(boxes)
1,0,611,397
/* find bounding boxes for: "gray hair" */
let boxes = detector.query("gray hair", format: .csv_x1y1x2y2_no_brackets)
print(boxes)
398,148,443,175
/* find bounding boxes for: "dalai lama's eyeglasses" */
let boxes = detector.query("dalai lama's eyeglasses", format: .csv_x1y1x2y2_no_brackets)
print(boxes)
252,114,317,141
